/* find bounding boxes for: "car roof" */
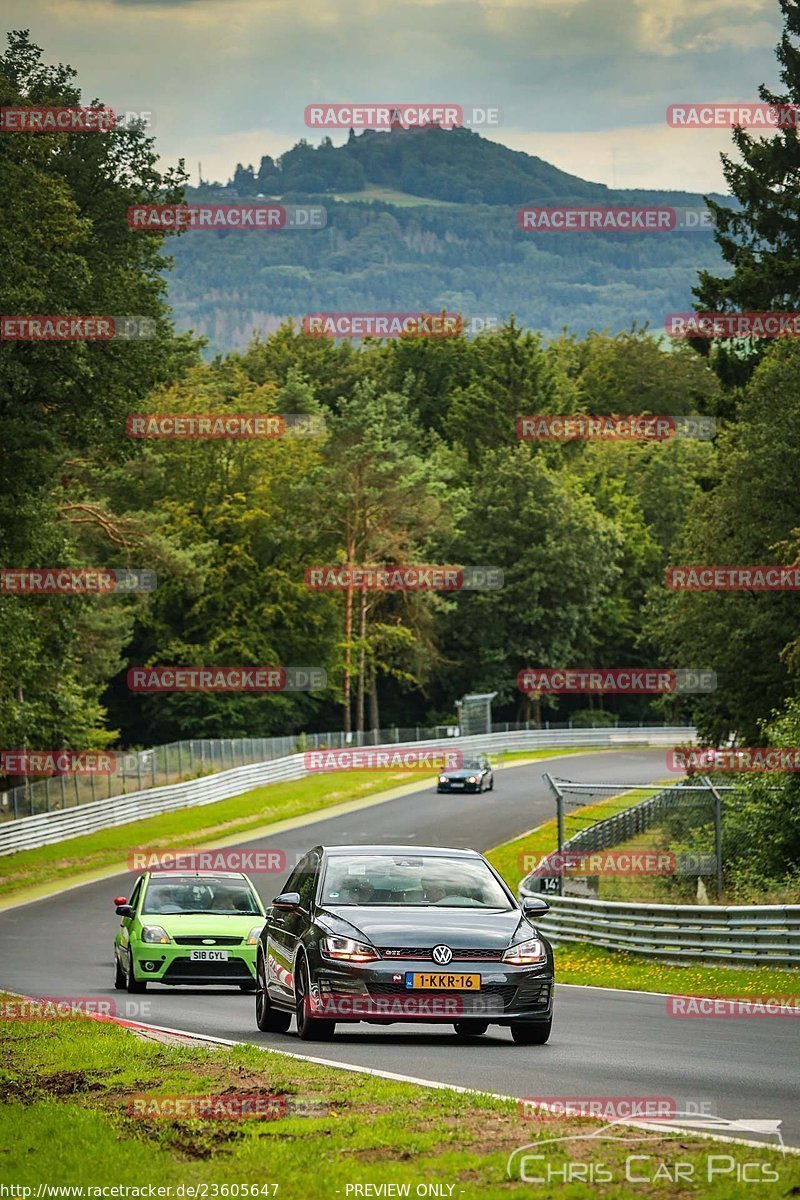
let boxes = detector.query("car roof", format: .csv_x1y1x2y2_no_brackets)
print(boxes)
145,870,249,880
318,845,482,858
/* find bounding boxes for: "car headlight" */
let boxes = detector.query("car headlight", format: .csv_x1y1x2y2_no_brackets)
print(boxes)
246,925,264,945
467,776,478,783
502,937,547,965
141,925,170,944
320,936,380,963
439,775,448,783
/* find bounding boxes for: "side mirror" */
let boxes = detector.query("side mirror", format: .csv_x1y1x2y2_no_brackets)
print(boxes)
522,896,550,915
113,896,128,906
272,891,301,912
116,904,135,918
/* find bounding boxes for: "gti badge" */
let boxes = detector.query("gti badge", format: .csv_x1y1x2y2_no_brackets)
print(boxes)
432,944,453,965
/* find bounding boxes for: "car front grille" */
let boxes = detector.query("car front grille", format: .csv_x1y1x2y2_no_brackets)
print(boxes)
366,982,518,1010
162,959,251,980
173,936,244,946
378,947,504,961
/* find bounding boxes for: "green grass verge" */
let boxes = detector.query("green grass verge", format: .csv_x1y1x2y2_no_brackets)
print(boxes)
0,749,584,903
554,941,800,995
485,791,800,996
1,1000,796,1197
0,770,423,901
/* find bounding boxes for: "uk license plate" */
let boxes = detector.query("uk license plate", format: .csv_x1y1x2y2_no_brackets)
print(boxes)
406,972,481,990
189,949,229,961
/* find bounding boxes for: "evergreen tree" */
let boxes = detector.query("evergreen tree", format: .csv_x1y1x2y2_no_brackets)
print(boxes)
694,0,800,386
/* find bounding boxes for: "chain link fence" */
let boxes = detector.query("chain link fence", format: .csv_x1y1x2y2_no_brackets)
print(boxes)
0,718,675,822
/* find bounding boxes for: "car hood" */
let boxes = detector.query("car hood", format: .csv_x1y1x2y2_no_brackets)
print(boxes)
317,905,531,948
139,913,263,936
440,768,483,779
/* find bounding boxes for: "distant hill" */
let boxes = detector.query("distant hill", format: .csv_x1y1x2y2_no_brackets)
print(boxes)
169,126,730,354
193,124,727,208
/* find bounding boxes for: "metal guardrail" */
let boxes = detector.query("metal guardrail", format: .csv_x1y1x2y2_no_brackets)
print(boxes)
0,726,694,856
527,894,800,967
0,719,676,821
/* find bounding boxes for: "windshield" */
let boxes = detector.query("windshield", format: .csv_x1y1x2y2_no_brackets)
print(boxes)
459,759,485,770
142,877,261,915
320,854,512,909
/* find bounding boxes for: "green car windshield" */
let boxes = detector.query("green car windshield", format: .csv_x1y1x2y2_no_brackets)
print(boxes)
142,876,261,915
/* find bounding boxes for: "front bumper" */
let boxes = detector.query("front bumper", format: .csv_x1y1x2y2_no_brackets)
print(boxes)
308,956,553,1024
130,943,257,985
436,781,482,793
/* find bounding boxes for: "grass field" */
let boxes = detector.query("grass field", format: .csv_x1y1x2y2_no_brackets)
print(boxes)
1,1000,796,1198
0,748,589,903
331,186,459,206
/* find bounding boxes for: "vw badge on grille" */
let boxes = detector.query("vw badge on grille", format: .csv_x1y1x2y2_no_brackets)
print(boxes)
432,944,453,965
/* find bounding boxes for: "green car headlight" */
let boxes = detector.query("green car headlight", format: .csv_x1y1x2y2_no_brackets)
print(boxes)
141,925,170,944
246,925,264,945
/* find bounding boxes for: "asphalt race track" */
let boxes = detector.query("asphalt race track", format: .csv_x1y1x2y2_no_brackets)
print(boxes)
1,748,797,1148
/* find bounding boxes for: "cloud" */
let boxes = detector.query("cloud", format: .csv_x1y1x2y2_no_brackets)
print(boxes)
632,0,776,55
491,123,737,192
0,0,785,191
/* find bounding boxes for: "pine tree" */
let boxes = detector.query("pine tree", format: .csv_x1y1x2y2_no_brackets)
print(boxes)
694,0,800,385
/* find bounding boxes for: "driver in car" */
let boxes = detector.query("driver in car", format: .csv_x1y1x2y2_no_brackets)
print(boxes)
423,877,451,904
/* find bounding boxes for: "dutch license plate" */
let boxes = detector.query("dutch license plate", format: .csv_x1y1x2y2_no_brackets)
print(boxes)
451,782,465,787
406,972,481,990
190,949,229,961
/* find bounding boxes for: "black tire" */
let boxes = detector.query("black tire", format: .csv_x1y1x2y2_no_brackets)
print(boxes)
114,951,126,990
126,950,147,993
510,1019,551,1045
489,776,494,791
294,956,336,1041
453,1021,489,1037
255,951,292,1032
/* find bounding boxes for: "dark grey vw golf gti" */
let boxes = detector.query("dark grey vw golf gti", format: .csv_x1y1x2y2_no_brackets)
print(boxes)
254,844,554,1043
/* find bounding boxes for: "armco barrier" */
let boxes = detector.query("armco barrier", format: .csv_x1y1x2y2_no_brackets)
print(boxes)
0,726,693,856
526,895,800,966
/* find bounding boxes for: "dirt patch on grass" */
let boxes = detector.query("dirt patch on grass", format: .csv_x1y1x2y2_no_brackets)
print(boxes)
1,1069,106,1103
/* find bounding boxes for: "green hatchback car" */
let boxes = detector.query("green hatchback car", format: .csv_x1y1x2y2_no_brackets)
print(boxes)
113,870,266,992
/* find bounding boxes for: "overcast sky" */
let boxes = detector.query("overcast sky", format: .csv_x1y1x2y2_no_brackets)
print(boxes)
4,0,785,192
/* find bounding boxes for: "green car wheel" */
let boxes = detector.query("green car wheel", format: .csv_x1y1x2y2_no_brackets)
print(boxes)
126,950,147,993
